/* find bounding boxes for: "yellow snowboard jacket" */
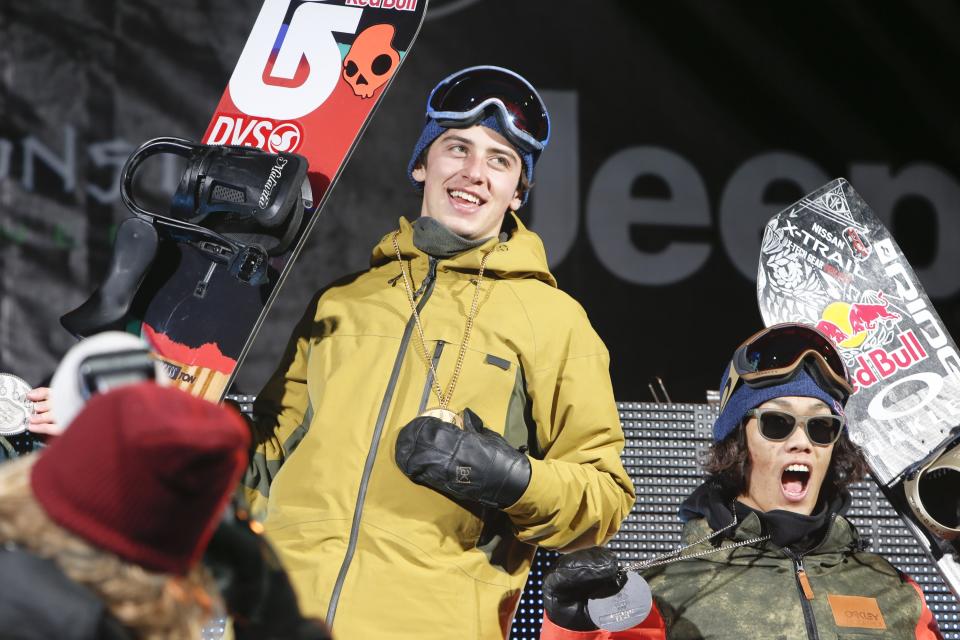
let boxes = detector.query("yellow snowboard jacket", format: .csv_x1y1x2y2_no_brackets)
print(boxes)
244,215,635,639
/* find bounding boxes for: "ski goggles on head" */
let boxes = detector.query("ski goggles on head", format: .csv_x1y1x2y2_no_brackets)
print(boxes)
745,408,846,446
720,323,854,412
426,65,551,153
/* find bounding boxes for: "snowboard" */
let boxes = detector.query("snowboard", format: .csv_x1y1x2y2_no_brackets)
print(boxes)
757,177,960,595
62,0,428,402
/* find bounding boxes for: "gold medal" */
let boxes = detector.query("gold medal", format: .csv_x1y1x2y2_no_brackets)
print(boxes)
419,407,464,428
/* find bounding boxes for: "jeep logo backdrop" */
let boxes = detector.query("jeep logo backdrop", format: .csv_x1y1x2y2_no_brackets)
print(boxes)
2,1,958,402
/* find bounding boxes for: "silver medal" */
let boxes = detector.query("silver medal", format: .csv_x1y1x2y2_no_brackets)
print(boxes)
587,572,653,632
0,373,32,436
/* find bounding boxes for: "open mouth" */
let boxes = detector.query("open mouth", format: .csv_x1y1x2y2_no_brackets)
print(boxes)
448,188,485,208
781,463,811,500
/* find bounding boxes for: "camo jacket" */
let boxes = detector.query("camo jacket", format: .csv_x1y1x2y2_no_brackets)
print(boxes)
542,510,942,639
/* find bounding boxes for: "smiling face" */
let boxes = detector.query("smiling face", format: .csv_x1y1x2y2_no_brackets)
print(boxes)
738,396,836,515
411,125,523,241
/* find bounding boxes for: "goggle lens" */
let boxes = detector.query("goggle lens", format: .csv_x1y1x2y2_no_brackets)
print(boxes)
743,325,846,380
428,68,550,142
731,324,854,401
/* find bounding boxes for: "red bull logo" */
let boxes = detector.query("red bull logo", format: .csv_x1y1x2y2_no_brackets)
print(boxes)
849,329,928,390
814,291,928,393
816,291,901,349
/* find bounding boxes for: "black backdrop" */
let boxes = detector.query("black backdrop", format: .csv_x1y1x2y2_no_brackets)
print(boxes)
3,0,960,402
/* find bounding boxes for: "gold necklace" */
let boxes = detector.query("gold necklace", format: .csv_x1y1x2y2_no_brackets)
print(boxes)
391,231,494,427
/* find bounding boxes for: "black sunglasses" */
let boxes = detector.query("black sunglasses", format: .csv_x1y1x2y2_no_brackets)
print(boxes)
745,408,844,446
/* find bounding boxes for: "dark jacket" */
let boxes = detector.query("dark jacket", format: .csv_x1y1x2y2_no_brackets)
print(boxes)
0,547,132,640
542,481,942,639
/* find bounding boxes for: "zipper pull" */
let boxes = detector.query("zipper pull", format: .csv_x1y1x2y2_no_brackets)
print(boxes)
795,558,815,600
413,257,438,299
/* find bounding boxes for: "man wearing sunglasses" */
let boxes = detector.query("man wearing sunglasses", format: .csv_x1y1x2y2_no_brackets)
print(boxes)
243,66,635,639
540,324,942,639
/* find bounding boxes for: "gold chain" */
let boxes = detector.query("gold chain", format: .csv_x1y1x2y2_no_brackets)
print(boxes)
391,231,493,410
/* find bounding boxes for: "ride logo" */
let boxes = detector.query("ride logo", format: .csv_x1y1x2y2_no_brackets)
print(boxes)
206,116,303,154
862,237,960,424
849,329,928,392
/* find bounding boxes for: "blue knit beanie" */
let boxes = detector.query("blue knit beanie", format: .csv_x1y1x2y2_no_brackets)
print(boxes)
406,114,536,206
713,367,844,443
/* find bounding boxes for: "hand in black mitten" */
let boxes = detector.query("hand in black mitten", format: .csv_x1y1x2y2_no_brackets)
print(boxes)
543,547,625,631
395,408,531,509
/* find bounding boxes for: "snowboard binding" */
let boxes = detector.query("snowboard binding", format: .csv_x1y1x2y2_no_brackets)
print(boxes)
61,138,311,338
122,137,311,259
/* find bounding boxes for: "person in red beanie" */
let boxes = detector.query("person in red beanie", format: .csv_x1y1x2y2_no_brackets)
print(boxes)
0,382,250,640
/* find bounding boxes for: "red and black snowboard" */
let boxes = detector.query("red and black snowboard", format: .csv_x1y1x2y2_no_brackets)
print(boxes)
63,0,428,402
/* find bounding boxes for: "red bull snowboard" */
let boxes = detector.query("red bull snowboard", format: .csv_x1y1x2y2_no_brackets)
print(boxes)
62,0,428,402
757,177,960,596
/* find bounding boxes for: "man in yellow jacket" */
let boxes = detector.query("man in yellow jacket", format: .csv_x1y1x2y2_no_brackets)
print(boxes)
244,66,636,639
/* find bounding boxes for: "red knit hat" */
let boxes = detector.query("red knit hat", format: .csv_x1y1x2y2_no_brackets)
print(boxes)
31,382,250,575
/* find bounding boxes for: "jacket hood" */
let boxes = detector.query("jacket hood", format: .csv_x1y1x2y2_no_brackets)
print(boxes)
369,212,558,288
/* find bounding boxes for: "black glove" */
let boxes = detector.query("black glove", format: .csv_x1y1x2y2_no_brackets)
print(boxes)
543,547,625,631
395,408,531,509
